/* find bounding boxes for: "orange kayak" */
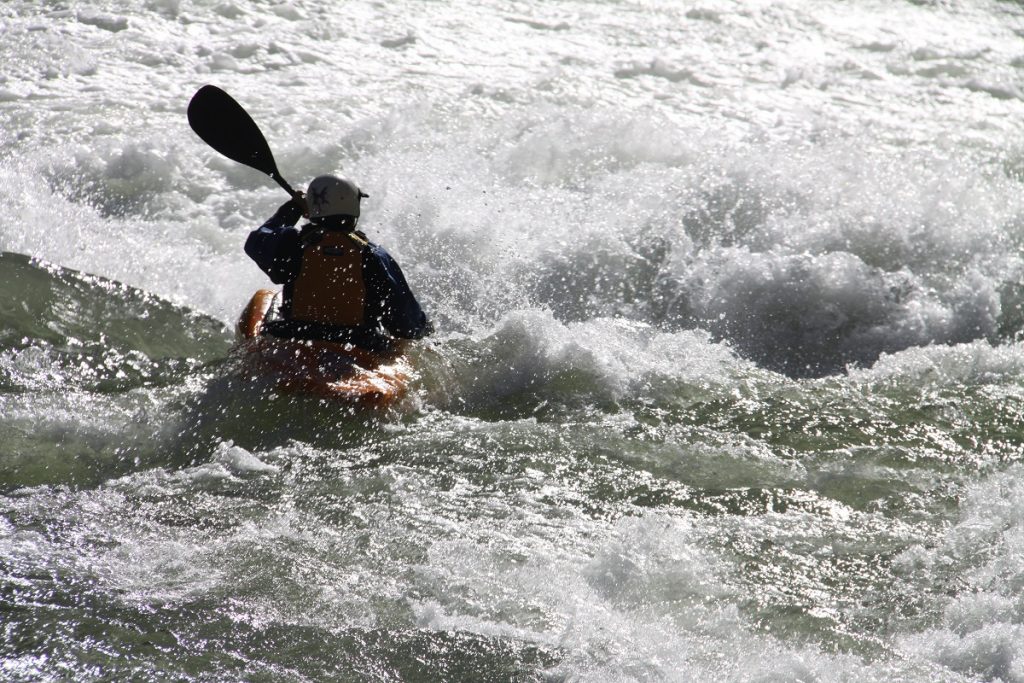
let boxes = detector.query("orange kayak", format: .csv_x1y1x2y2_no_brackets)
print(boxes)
233,289,414,406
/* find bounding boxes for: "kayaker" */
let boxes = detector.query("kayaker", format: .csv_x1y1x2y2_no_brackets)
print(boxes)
244,174,432,353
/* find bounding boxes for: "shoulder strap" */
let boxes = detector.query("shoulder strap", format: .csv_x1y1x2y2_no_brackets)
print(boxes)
299,224,325,248
298,225,368,250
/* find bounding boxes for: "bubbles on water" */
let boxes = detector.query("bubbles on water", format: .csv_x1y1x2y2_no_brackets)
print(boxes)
851,338,1024,388
44,142,181,218
896,466,1024,681
421,309,745,417
0,26,98,82
319,96,1024,377
212,439,279,474
2,0,1021,381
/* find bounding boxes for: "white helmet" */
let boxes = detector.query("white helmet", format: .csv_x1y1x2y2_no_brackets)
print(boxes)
306,174,367,219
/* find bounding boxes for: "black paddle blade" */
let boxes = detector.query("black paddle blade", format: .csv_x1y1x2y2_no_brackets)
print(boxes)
188,85,288,188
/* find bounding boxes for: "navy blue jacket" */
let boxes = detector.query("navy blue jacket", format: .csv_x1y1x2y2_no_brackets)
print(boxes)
244,201,432,346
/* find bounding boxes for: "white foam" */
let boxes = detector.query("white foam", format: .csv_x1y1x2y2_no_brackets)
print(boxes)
853,339,1024,387
430,309,746,412
212,440,279,474
0,0,1020,375
76,11,129,32
896,466,1024,681
412,510,962,681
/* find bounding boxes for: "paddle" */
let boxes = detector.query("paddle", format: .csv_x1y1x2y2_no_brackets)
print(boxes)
187,84,299,199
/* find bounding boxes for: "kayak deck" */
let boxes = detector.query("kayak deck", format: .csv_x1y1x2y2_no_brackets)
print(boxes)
234,289,413,406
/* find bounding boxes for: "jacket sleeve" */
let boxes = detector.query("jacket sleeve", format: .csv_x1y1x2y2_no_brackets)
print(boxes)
244,202,304,284
363,244,433,339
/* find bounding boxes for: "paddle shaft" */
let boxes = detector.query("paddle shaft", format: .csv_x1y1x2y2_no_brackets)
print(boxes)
269,171,298,199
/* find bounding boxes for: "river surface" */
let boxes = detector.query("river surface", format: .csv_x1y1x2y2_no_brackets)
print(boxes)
3,1,1024,680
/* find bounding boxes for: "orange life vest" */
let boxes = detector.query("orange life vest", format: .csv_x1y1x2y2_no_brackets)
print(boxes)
289,230,367,327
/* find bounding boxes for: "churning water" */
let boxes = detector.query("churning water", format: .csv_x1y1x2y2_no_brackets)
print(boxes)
2,0,1024,680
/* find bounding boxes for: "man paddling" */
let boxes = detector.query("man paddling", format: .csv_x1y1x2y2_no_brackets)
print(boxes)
244,174,432,353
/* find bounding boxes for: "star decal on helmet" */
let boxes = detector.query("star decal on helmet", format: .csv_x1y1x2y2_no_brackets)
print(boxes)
311,186,329,211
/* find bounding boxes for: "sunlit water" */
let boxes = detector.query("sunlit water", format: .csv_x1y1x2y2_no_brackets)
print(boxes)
2,0,1024,680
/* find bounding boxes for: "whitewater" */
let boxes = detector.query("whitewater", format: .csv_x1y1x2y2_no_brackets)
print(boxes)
2,0,1024,680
